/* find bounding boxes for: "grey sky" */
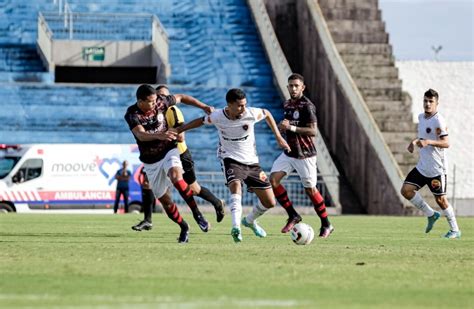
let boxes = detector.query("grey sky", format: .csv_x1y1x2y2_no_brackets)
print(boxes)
379,0,474,61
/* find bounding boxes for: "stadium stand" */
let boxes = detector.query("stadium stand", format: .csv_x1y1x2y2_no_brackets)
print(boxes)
0,0,282,171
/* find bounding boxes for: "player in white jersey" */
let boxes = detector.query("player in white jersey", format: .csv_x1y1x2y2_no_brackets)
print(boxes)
174,88,290,242
401,89,461,239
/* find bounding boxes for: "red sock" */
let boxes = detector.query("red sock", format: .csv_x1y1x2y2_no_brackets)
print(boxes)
309,190,330,226
273,184,298,217
173,179,197,210
165,203,183,224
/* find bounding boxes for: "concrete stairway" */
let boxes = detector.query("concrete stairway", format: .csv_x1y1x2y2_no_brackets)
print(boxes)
319,0,417,177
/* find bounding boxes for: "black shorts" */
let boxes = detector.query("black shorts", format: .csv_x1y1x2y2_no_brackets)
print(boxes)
180,149,196,185
404,167,447,196
221,157,271,190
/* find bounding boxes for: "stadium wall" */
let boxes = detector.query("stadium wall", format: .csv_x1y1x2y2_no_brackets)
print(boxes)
264,0,407,214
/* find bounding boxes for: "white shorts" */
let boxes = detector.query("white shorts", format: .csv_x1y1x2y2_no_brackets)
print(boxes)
270,153,317,188
143,148,183,199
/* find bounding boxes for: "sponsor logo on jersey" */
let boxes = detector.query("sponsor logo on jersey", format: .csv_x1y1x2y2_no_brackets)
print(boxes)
157,113,164,122
227,169,234,175
242,124,249,131
431,179,441,190
436,128,442,135
426,127,431,134
259,171,267,181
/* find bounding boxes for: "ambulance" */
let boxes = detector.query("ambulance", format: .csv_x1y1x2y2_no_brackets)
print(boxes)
0,144,145,213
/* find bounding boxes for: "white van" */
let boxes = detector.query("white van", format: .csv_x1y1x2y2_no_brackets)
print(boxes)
0,144,145,213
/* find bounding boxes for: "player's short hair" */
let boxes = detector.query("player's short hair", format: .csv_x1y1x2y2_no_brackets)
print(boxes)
424,88,439,100
156,84,169,92
136,84,156,101
226,88,246,103
288,73,304,84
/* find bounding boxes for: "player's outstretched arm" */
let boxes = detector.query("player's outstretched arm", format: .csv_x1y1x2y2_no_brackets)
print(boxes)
174,94,214,114
132,125,177,142
263,109,291,152
175,116,206,134
279,119,317,136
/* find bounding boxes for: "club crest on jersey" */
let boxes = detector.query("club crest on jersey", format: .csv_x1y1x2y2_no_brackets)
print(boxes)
157,113,164,122
426,127,431,134
227,169,234,175
293,111,300,120
259,171,267,181
242,124,249,131
431,179,441,190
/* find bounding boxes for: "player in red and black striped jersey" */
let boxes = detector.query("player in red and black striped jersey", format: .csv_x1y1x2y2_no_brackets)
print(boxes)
270,74,334,238
124,84,213,243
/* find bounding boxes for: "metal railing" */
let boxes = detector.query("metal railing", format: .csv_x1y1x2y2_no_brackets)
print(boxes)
171,172,338,208
40,12,158,41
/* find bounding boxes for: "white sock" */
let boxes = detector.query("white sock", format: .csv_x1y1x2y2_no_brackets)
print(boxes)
245,203,268,224
229,194,242,228
442,205,460,232
410,192,435,217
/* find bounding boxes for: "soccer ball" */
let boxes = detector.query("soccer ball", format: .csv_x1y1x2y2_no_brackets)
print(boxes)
290,223,315,245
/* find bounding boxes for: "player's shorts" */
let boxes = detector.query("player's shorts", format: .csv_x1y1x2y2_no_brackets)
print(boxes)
270,153,317,188
221,157,271,190
404,167,447,196
180,149,197,185
143,148,183,199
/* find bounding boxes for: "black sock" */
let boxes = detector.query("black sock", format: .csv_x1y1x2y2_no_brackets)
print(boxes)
142,189,154,223
197,186,221,208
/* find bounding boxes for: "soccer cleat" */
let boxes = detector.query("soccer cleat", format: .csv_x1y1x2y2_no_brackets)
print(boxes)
319,225,335,238
231,227,242,243
214,199,225,223
281,215,302,233
425,211,441,233
241,217,267,238
178,222,190,243
444,230,461,239
131,220,153,231
193,212,210,232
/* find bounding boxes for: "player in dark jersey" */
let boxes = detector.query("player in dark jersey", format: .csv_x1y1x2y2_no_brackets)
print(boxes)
270,73,334,238
125,84,212,243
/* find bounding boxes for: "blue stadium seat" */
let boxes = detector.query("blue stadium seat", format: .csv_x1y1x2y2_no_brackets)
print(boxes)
0,0,284,172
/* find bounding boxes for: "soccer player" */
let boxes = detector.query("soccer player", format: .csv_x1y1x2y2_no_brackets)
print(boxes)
400,89,461,239
269,73,334,238
125,84,212,243
174,88,290,242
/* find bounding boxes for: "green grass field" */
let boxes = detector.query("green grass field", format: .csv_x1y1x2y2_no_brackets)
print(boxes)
0,213,472,308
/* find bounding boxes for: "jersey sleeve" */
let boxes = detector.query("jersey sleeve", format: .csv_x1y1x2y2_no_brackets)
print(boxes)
165,106,185,128
124,110,141,131
436,115,448,137
304,103,318,124
204,110,220,125
249,107,267,123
